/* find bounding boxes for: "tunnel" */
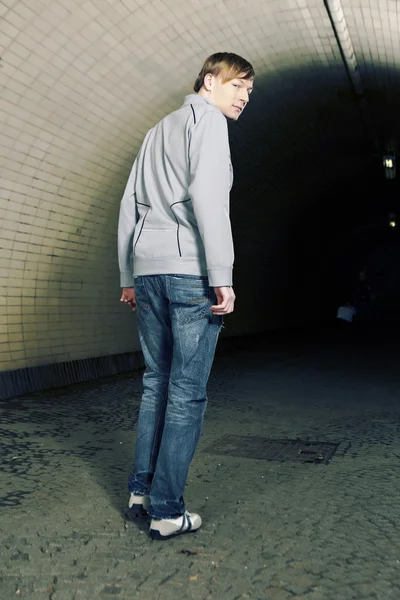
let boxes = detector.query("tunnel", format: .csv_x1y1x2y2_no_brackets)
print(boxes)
1,0,400,598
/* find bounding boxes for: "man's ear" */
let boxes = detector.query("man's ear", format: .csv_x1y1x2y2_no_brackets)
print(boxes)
203,73,214,91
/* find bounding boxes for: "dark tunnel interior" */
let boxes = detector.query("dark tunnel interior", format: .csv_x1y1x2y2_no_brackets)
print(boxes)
226,63,400,336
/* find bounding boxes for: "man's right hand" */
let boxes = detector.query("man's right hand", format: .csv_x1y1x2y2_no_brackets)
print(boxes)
120,287,137,311
211,286,235,315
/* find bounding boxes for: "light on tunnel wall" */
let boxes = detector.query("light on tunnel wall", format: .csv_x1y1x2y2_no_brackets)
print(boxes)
383,155,396,179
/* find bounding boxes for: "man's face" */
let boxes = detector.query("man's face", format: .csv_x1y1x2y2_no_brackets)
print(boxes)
206,74,253,120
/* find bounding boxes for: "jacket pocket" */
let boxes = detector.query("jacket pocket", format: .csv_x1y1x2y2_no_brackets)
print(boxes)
134,229,179,258
178,227,205,259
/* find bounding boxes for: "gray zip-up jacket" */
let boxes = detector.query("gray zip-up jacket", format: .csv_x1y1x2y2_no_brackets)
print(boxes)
118,94,234,288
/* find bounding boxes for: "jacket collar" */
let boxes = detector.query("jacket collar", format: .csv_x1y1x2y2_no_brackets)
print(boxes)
183,94,213,107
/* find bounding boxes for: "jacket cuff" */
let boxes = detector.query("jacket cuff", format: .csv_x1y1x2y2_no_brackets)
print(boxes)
120,272,135,287
207,267,232,288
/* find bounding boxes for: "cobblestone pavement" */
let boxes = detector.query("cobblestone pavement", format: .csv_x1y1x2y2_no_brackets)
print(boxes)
1,328,400,600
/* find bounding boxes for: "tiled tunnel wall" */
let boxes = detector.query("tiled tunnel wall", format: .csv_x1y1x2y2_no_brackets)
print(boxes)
0,0,395,395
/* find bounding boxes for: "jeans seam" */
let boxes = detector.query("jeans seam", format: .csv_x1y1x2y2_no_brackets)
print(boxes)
149,391,168,473
168,275,208,289
149,511,185,520
140,276,151,304
153,274,164,295
135,277,152,321
175,309,186,370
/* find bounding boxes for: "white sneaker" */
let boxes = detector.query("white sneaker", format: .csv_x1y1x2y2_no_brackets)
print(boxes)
150,511,202,540
127,493,150,517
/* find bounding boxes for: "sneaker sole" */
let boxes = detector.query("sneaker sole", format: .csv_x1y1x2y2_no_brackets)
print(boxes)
149,527,200,541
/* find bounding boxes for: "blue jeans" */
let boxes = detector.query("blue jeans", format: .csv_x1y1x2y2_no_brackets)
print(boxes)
128,274,222,519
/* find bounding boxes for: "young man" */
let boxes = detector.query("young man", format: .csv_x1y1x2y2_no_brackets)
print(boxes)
118,52,254,540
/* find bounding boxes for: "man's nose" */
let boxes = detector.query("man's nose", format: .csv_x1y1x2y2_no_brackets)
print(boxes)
240,90,249,104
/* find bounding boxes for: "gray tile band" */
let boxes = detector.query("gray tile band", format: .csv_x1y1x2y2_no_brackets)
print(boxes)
0,351,145,400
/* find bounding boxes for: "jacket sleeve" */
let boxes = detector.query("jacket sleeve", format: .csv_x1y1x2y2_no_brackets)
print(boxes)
188,110,234,287
118,160,138,288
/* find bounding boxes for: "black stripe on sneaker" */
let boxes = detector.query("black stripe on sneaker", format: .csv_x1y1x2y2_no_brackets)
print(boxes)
179,514,187,533
187,514,193,532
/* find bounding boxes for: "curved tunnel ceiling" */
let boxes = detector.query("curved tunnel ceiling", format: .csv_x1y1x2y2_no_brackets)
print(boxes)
0,0,399,375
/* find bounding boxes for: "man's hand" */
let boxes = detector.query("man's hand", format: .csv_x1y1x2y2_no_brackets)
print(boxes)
120,287,136,311
211,286,235,315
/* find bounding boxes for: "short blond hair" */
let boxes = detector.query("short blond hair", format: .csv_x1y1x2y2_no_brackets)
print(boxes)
194,52,254,93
